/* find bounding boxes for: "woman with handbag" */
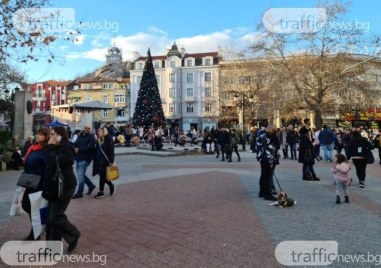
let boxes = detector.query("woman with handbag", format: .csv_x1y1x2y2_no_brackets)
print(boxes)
93,127,115,199
299,127,320,181
43,126,80,253
21,128,50,240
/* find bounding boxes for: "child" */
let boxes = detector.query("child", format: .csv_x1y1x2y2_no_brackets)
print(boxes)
331,153,351,204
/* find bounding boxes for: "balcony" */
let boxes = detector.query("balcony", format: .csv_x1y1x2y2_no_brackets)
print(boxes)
185,96,194,102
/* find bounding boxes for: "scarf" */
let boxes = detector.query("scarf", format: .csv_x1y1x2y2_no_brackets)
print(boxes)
23,143,44,164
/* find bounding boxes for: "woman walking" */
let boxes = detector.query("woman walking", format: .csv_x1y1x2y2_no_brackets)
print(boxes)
299,127,320,181
22,128,49,240
93,127,115,199
347,131,373,188
43,126,80,253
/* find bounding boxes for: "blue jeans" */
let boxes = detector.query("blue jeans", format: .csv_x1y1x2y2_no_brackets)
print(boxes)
322,144,333,161
76,160,95,195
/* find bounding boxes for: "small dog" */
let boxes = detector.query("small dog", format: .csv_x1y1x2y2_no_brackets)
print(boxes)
277,192,296,208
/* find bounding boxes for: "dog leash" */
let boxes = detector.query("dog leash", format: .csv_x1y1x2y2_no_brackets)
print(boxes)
273,172,283,193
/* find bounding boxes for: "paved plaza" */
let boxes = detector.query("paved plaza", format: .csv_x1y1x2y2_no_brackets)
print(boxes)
0,145,380,267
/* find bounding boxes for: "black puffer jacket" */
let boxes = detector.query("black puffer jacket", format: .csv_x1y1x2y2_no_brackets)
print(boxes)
43,141,77,198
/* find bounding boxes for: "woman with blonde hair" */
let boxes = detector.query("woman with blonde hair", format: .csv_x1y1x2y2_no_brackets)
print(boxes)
93,127,115,199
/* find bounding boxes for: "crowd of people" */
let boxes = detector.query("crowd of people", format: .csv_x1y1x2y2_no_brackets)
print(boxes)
6,119,381,253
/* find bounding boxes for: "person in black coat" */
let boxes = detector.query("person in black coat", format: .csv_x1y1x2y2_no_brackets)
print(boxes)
92,127,115,199
298,128,320,181
22,128,49,240
43,126,80,253
347,131,373,188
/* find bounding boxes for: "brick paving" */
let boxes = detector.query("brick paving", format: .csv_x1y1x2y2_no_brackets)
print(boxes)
0,147,380,267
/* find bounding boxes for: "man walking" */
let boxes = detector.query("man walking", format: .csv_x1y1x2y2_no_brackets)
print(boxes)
318,125,335,162
72,125,96,199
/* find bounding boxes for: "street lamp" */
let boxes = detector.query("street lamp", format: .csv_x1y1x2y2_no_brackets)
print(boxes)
233,93,254,151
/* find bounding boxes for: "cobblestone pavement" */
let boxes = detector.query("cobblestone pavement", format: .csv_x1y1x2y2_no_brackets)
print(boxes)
0,147,380,267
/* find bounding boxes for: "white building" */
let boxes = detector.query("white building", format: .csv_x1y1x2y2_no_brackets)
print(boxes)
130,43,220,131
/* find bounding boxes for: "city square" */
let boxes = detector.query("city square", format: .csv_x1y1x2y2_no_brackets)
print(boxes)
1,0,381,267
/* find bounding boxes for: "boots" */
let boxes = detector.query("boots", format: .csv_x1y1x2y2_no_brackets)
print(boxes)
312,175,320,181
303,173,313,180
344,196,350,203
336,195,341,204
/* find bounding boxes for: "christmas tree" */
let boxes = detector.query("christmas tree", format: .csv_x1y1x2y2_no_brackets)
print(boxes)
132,48,166,129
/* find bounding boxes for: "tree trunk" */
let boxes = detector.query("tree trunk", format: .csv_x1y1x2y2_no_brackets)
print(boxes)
314,109,323,130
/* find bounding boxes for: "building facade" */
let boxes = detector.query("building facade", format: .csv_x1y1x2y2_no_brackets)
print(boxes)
130,43,220,131
27,80,70,131
64,46,130,130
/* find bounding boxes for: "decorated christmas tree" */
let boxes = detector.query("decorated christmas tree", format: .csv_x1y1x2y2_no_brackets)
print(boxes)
132,48,166,129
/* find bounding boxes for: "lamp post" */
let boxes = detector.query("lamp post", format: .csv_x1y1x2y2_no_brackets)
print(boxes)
233,93,254,151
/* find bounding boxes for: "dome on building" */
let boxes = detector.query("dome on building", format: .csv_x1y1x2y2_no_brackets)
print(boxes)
107,46,121,55
167,42,182,58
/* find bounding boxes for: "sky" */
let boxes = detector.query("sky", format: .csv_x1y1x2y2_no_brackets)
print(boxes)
14,0,381,83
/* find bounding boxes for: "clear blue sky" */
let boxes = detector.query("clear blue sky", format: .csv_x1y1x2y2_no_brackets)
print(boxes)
15,0,381,82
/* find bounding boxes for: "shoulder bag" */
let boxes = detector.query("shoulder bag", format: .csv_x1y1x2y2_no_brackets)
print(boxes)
42,154,64,201
17,172,41,190
99,145,119,181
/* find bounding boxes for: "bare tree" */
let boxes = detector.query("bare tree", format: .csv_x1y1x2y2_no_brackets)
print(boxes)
0,0,79,63
250,0,381,128
219,59,273,128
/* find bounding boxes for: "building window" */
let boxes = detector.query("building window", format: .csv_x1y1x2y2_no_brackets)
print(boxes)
205,58,211,65
117,109,125,117
205,72,211,82
186,73,193,83
87,95,93,101
186,88,193,97
169,73,175,83
103,95,108,103
186,59,192,67
205,102,212,112
205,87,211,97
170,61,176,67
114,94,125,103
169,103,175,113
169,88,175,98
138,62,143,69
154,61,160,68
186,103,194,113
102,110,108,118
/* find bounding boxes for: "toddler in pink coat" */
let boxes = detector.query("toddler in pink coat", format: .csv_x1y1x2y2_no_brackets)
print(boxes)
331,153,352,204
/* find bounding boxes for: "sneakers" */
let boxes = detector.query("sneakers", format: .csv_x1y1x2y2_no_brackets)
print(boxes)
312,176,320,181
94,192,105,199
87,185,96,195
72,193,83,199
360,181,365,188
344,196,350,203
336,195,341,204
